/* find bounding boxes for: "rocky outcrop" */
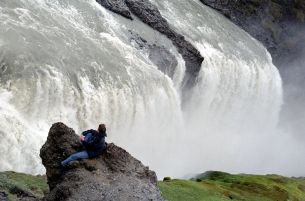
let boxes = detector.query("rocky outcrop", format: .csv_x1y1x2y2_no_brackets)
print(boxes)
40,122,164,201
96,0,204,89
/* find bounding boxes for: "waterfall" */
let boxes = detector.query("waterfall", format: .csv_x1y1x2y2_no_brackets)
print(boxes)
0,0,284,178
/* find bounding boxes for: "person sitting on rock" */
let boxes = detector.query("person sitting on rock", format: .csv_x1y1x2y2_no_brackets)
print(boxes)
61,124,107,167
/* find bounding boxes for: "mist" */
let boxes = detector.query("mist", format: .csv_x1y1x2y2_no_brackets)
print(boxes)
279,50,305,139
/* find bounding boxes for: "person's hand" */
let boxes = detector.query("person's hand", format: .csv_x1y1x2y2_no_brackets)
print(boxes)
80,135,85,141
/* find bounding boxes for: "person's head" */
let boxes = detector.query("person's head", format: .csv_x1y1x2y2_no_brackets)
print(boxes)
98,124,106,133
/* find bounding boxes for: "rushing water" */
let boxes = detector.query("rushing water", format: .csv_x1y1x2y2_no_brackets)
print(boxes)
0,0,284,178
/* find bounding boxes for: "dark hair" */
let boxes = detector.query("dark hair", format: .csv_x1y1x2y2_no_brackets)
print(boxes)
98,124,106,133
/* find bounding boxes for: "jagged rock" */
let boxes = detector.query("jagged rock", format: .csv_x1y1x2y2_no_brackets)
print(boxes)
96,0,204,89
129,31,178,78
40,122,164,201
40,123,82,190
96,0,132,19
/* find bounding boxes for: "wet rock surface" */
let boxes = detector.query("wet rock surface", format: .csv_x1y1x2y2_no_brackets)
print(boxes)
148,45,177,78
96,0,204,89
96,0,132,19
129,31,177,78
40,122,164,201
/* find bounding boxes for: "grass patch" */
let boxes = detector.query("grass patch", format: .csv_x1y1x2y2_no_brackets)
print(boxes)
159,171,305,201
0,171,48,200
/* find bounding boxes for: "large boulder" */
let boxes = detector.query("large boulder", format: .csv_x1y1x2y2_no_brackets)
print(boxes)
40,122,164,201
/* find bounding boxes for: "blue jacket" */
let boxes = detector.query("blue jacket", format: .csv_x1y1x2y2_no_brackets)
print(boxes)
82,129,107,158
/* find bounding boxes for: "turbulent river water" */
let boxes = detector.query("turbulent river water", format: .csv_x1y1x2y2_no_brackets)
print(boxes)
0,0,287,178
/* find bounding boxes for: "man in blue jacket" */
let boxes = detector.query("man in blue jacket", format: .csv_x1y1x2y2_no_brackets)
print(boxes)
61,124,107,167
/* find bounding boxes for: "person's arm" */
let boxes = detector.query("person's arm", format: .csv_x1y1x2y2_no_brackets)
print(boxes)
82,129,94,136
80,129,95,141
82,132,96,147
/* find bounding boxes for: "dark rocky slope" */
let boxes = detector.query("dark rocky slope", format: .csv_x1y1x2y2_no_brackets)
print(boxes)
96,0,132,19
199,0,305,67
97,0,204,89
40,122,164,201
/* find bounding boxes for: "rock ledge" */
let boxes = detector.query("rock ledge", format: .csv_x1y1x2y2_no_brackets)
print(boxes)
40,122,164,201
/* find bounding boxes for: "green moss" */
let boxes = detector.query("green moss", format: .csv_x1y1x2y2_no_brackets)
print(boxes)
0,171,48,201
159,171,305,201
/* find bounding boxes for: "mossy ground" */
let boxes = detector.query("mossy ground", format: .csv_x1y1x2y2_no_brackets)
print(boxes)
158,171,305,201
0,171,48,200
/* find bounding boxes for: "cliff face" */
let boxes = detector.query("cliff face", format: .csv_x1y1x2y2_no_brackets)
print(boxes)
200,0,305,67
40,123,164,201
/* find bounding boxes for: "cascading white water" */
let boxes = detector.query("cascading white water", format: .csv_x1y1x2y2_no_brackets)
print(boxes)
0,0,285,178
151,0,285,176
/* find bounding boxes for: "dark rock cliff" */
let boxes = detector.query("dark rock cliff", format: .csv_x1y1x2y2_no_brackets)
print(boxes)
199,0,305,67
96,0,132,20
40,122,164,201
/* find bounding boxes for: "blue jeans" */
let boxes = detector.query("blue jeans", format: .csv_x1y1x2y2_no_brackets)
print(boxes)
61,150,89,167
